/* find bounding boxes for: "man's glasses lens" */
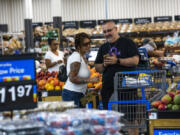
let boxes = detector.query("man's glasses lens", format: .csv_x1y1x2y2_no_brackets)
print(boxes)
103,28,114,33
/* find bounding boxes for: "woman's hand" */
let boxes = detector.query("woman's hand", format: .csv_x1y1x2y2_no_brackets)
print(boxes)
57,60,63,64
89,76,99,83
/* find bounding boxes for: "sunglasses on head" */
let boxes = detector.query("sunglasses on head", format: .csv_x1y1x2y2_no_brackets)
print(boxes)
103,27,115,34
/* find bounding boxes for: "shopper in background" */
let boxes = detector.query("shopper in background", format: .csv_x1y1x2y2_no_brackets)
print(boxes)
140,38,164,57
62,32,99,108
94,21,139,135
44,38,64,72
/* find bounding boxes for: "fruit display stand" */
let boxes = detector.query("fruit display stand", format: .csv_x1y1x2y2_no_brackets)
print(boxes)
148,110,180,135
149,80,180,134
36,71,64,102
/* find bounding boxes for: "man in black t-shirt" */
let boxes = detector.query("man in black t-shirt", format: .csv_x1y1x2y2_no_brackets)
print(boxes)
95,21,139,135
95,21,139,109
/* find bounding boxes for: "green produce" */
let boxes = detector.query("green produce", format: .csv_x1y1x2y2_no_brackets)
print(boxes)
172,105,180,110
174,95,180,105
167,104,173,110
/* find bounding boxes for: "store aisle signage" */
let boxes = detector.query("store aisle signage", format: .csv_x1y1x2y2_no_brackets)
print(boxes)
80,20,97,28
98,19,132,25
0,54,37,111
116,18,133,24
45,22,53,25
154,16,172,22
175,15,180,21
32,22,43,29
98,19,116,25
0,24,8,32
63,21,79,29
134,17,152,24
154,129,180,135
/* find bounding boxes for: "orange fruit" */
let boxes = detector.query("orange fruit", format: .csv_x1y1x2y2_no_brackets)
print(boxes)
88,83,93,88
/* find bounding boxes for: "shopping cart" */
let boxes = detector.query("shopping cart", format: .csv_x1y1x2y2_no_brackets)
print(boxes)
108,70,166,132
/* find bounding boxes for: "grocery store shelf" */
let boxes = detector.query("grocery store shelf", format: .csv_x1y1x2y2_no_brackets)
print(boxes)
65,30,180,39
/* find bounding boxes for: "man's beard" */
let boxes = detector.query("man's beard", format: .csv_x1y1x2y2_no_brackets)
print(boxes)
106,34,113,42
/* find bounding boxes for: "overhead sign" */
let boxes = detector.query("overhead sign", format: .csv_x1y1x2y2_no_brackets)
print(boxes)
134,17,152,24
80,20,97,28
175,15,180,21
97,19,117,25
116,18,133,24
0,54,37,111
154,16,172,22
44,22,53,25
32,22,43,28
0,24,8,33
63,21,79,29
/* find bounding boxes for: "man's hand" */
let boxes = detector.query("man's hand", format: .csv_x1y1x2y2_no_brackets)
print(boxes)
104,53,118,66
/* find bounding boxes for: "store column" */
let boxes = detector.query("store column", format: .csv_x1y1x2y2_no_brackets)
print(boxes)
24,0,33,52
51,0,63,49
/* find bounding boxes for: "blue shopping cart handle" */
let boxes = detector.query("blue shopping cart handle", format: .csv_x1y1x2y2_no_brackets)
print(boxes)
120,70,162,73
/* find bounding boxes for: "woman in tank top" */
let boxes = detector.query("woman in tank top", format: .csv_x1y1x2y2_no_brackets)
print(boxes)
62,32,99,108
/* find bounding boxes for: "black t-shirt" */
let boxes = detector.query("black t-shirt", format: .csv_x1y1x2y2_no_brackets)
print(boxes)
95,37,139,91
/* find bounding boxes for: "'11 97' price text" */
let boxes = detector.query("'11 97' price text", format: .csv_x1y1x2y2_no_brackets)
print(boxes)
0,85,32,103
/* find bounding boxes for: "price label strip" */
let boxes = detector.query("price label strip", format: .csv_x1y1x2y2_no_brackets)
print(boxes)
0,84,37,111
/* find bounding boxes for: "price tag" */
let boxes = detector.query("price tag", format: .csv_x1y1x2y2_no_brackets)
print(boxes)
42,91,48,97
0,84,37,111
149,112,157,119
0,54,37,111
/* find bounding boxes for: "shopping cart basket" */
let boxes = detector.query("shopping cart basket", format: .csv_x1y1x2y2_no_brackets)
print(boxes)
108,70,166,130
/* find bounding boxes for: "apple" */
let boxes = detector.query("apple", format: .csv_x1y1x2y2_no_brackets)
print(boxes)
168,92,176,100
151,101,162,108
158,104,167,110
161,94,172,104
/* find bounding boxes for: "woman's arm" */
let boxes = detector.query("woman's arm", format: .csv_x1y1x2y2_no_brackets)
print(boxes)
69,62,98,84
45,59,63,69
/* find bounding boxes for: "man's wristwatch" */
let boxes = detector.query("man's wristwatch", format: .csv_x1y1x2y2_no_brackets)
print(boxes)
116,58,120,64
